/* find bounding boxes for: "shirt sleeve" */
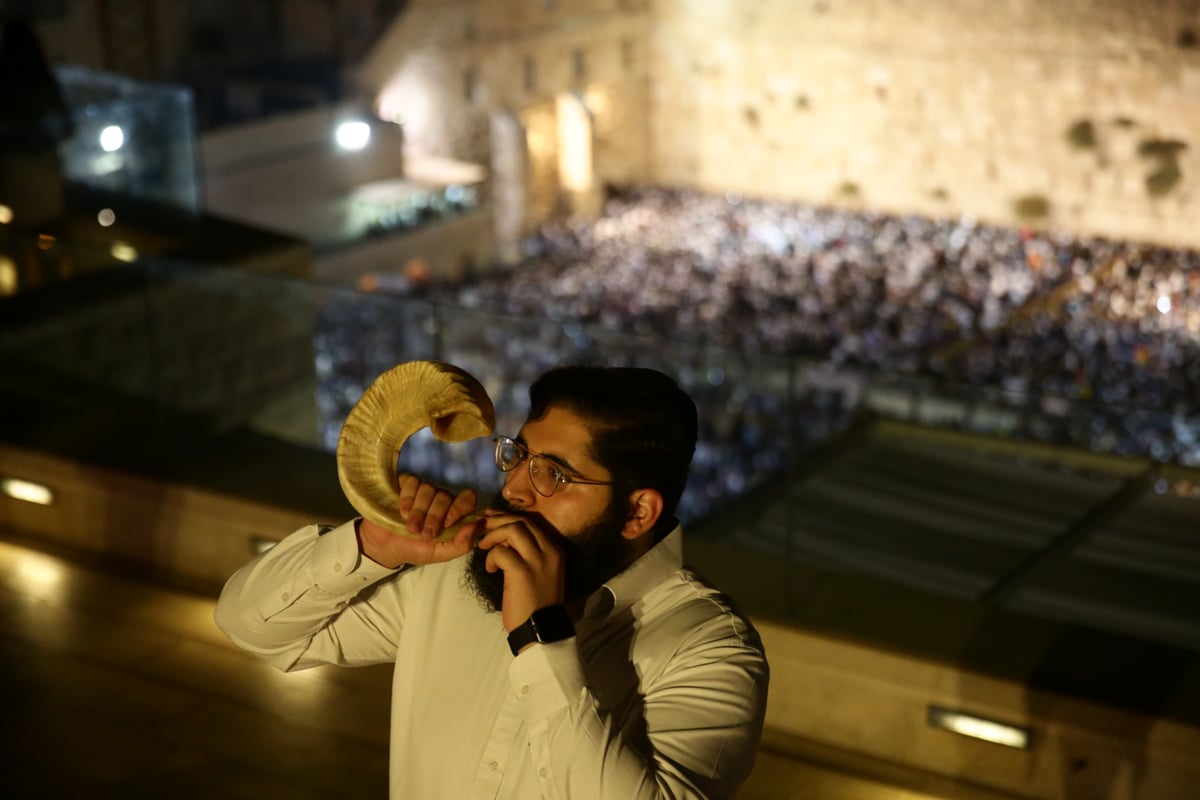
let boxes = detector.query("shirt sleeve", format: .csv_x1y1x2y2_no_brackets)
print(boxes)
213,519,411,671
509,622,768,799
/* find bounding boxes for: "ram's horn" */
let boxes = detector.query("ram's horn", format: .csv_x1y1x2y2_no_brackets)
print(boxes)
336,360,495,540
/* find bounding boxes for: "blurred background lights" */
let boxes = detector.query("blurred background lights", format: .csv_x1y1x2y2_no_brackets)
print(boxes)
110,242,138,262
99,124,125,152
335,120,371,151
2,477,55,506
927,706,1031,749
0,256,17,296
97,208,116,227
0,204,12,224
1157,295,1172,314
14,551,63,597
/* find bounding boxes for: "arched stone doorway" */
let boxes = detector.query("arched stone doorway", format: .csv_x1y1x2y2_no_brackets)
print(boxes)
555,91,601,219
489,93,600,264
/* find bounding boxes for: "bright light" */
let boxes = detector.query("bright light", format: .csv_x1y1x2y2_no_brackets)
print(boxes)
336,120,371,151
2,477,55,506
928,706,1031,750
378,79,431,135
98,208,116,227
556,93,593,193
0,204,12,224
14,551,63,595
0,256,17,296
100,125,125,152
110,242,138,263
1157,295,1172,314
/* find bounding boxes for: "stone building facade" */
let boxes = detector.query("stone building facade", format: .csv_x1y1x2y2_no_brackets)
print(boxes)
355,0,1200,252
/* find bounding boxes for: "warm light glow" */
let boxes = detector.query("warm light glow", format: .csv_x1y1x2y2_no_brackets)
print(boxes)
378,77,431,138
556,93,593,193
928,706,1031,749
0,204,12,224
0,256,16,296
336,120,372,151
14,551,63,595
100,124,125,152
37,233,55,250
110,242,138,263
98,208,116,227
583,86,610,118
2,477,55,506
1157,295,1172,314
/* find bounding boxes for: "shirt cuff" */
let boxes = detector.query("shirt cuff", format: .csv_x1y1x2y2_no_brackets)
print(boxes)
310,519,402,593
509,637,587,724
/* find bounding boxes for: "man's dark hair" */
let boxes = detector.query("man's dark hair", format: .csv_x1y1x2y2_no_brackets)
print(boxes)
528,365,697,536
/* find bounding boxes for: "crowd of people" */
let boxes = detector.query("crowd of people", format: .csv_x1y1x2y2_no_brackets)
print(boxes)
314,186,1200,519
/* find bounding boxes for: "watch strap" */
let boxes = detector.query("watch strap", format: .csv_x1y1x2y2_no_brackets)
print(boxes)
507,604,575,656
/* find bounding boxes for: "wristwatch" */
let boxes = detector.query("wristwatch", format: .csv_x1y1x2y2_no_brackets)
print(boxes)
507,604,575,656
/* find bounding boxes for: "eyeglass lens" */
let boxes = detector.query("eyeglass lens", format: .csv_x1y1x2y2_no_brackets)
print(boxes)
495,437,561,497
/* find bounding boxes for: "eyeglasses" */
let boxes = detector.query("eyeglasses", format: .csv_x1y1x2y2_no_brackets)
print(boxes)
493,435,614,497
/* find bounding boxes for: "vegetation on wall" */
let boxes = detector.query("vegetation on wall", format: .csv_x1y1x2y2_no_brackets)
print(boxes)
1139,138,1188,197
1013,194,1051,220
1068,118,1188,199
1067,120,1096,150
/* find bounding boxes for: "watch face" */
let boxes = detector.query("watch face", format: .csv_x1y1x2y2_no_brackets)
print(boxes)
509,605,575,655
530,605,574,642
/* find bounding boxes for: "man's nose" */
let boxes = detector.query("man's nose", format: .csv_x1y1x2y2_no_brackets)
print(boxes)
500,462,536,506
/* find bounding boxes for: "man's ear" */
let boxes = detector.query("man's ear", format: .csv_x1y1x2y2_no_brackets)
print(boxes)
621,488,664,541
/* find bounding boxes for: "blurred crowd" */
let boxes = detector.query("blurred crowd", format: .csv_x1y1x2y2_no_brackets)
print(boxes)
456,186,1200,406
315,186,1200,518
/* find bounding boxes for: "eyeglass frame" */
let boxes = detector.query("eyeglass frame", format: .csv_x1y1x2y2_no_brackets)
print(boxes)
493,435,615,497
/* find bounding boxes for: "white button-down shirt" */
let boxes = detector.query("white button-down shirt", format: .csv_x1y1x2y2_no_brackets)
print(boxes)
215,521,769,799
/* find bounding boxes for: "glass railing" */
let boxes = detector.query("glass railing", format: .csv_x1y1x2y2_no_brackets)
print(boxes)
4,235,1199,526
54,66,200,212
7,227,1200,655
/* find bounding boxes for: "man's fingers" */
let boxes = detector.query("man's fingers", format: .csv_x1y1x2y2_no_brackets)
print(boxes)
397,473,421,513
485,541,522,575
396,476,480,538
477,520,544,561
446,489,478,526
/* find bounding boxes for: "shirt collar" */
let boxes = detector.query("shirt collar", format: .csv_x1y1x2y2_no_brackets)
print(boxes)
582,524,684,622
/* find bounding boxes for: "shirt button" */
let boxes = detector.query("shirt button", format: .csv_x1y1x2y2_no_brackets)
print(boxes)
333,563,343,573
487,760,499,772
539,767,549,779
520,685,530,695
281,592,290,602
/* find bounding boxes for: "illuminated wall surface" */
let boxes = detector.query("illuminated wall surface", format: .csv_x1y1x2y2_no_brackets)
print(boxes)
362,0,1200,250
54,65,199,211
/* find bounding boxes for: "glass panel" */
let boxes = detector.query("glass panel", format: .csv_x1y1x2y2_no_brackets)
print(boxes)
4,222,1198,627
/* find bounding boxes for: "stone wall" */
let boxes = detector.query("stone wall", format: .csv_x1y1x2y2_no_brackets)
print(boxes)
648,0,1200,249
360,0,1200,251
357,0,651,237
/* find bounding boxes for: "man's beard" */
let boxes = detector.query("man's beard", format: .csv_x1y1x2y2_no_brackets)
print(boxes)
464,495,633,615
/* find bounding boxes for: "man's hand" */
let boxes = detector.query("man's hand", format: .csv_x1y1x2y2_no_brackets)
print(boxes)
475,509,567,633
356,474,481,569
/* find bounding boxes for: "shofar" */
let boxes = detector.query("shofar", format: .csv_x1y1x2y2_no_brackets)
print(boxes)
336,360,495,540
